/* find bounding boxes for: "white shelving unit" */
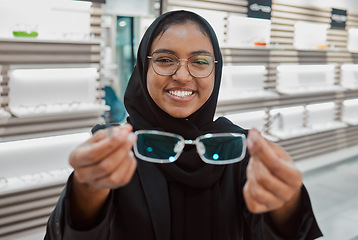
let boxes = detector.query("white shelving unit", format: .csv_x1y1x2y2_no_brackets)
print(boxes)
0,2,105,238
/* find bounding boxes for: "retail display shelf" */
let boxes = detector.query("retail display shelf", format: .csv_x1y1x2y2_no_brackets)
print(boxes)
0,168,71,196
0,108,11,119
0,37,101,45
0,215,51,238
217,94,276,113
269,128,315,140
277,125,358,161
343,89,358,99
7,63,100,69
270,122,347,141
220,45,344,53
276,86,345,95
279,125,353,146
0,131,89,186
0,54,102,65
0,182,66,237
344,119,358,125
0,110,104,125
0,208,52,235
216,89,349,114
274,91,341,106
0,3,105,238
9,104,109,119
291,47,341,52
221,45,284,52
0,40,102,64
218,90,278,102
0,117,101,137
0,127,91,144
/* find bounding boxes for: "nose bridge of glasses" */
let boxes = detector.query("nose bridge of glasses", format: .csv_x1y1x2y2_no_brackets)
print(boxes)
184,139,206,155
175,58,190,73
172,63,193,81
178,58,189,64
184,139,196,145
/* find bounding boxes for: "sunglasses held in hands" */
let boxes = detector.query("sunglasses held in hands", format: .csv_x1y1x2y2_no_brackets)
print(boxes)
133,130,247,165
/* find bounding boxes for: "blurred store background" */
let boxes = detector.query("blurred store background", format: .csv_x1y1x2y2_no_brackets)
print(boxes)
1,0,358,239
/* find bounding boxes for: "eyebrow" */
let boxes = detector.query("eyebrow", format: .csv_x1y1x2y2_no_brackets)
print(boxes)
152,49,213,56
152,49,176,55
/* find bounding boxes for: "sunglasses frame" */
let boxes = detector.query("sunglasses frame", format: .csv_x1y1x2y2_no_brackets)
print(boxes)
133,130,247,165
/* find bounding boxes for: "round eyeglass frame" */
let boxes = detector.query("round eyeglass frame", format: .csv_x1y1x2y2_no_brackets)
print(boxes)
147,53,218,78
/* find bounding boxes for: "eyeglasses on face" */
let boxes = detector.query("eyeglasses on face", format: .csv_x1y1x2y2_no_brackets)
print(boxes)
133,130,246,165
147,52,218,78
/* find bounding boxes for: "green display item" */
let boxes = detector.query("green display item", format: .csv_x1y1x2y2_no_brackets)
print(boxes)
12,31,38,38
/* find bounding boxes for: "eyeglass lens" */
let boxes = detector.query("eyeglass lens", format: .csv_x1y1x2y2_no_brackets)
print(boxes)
136,133,181,162
199,136,245,161
151,52,215,78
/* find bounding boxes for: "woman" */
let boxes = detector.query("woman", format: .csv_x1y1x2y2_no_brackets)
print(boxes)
45,10,322,239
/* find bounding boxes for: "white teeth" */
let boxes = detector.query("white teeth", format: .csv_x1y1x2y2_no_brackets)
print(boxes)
169,90,193,98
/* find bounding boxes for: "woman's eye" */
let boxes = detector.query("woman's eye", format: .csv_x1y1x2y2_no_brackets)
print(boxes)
192,59,209,65
155,58,174,64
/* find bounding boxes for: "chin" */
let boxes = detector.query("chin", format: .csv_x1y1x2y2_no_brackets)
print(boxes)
167,110,192,119
169,113,190,119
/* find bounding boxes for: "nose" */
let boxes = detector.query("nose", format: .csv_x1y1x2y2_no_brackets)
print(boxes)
171,59,193,83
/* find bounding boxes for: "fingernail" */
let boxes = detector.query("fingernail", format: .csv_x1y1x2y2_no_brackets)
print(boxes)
127,132,136,143
247,138,253,149
250,130,259,142
113,127,123,139
248,130,258,149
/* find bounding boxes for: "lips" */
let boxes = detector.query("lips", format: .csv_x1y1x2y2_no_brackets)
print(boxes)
168,89,194,98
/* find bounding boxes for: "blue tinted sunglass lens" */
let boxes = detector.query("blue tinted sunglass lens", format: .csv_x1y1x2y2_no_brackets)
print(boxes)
200,136,244,161
136,133,180,161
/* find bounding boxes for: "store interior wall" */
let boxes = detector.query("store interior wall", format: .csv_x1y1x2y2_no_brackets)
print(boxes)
1,0,358,239
288,0,358,10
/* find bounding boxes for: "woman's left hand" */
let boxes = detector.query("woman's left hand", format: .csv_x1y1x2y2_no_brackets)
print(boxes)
243,128,303,215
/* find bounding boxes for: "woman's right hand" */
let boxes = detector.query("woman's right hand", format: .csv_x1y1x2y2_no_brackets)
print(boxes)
70,123,137,191
68,124,137,227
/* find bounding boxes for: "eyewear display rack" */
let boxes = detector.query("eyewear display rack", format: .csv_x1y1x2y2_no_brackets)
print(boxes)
0,3,105,239
164,0,358,162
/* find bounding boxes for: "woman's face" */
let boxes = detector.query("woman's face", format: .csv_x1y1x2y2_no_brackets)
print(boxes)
147,22,215,118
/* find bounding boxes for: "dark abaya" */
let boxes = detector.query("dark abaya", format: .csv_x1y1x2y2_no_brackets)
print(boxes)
45,10,323,240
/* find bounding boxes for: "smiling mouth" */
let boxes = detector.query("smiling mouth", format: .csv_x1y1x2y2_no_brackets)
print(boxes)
168,90,194,98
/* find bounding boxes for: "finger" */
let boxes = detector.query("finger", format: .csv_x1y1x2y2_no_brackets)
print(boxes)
249,156,298,202
246,162,283,209
70,126,133,168
247,129,302,185
91,125,135,161
75,132,137,182
243,180,283,213
95,151,137,189
90,132,137,181
264,138,291,162
247,128,278,161
88,123,133,143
